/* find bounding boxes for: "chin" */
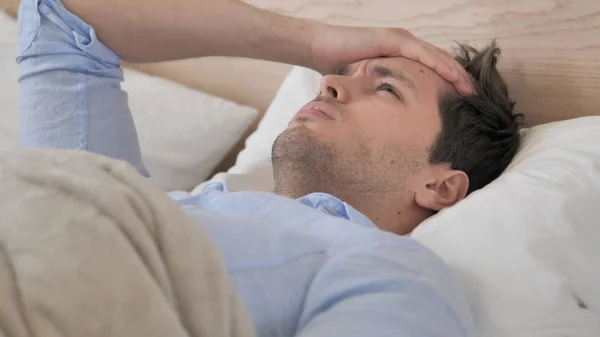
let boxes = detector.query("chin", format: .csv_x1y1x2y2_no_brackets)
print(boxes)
289,116,328,131
277,124,311,145
273,124,322,164
282,122,309,136
289,121,338,146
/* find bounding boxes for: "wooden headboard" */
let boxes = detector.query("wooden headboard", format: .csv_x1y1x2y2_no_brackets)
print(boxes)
2,0,599,169
130,0,600,170
127,0,600,127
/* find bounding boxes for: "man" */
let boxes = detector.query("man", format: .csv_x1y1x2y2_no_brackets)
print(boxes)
273,46,521,233
17,0,520,336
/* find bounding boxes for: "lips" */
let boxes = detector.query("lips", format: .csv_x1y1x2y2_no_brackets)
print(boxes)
295,101,334,120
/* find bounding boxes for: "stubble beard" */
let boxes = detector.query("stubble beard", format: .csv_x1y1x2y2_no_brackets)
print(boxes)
271,125,388,201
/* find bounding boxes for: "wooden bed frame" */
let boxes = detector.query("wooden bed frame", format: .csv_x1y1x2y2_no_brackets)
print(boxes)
2,0,599,171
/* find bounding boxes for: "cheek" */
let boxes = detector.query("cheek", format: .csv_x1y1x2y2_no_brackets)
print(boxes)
349,114,440,159
324,101,440,151
347,108,417,145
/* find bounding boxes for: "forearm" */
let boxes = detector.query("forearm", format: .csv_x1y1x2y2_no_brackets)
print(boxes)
62,0,323,66
18,0,148,176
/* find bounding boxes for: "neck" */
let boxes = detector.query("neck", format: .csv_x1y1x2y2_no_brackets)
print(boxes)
334,190,428,234
275,173,428,234
271,127,431,234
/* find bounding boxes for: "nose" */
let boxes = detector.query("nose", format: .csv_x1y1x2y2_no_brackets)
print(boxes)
319,75,350,103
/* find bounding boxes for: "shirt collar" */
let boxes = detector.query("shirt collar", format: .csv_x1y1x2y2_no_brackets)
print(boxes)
297,192,377,229
203,182,377,229
201,183,377,230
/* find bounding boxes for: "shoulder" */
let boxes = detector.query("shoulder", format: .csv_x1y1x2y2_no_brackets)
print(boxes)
322,232,454,285
297,235,475,337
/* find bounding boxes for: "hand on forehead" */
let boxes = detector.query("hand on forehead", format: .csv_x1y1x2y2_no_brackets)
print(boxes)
336,57,455,98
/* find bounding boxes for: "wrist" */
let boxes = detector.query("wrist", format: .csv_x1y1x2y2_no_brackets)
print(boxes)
307,20,333,72
213,1,324,70
268,14,323,69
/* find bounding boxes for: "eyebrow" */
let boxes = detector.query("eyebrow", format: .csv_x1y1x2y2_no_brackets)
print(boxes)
336,63,419,99
336,64,351,76
371,65,419,99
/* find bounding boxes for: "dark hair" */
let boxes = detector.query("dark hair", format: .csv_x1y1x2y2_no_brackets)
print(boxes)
429,41,523,194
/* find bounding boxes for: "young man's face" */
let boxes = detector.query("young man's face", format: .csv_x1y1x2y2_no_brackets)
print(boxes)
272,57,460,233
288,57,448,167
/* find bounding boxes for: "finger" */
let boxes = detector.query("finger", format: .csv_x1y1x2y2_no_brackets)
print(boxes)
438,51,460,82
434,47,464,83
438,48,474,95
427,46,460,84
413,44,438,69
437,47,464,74
436,46,453,59
458,74,475,95
399,41,472,95
400,43,444,76
430,49,472,95
453,64,474,95
451,74,473,96
454,70,474,96
433,47,468,79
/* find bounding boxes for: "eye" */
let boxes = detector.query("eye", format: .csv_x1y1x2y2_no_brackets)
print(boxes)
376,82,403,101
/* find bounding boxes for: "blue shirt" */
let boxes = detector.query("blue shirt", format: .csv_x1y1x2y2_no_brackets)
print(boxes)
17,1,475,336
170,183,475,337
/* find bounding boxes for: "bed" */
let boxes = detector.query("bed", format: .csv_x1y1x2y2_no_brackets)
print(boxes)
1,0,600,336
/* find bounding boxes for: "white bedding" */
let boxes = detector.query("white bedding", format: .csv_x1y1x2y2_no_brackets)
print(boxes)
0,148,255,337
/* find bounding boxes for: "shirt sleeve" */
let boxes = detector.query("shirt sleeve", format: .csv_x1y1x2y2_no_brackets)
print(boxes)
296,241,476,337
17,0,149,176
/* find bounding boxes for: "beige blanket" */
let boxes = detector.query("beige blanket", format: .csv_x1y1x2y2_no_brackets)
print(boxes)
0,149,256,337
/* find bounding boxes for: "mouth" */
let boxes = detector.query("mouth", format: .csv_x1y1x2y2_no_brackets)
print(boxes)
295,101,335,120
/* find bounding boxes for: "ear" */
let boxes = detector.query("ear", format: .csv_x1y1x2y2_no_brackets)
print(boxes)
414,170,469,211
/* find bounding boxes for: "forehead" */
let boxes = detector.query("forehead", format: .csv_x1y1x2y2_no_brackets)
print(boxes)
344,57,451,97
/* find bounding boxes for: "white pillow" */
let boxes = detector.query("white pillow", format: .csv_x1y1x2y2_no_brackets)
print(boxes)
411,117,600,337
197,65,600,336
122,72,257,191
191,66,321,194
0,11,257,192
